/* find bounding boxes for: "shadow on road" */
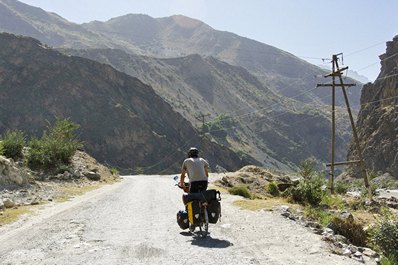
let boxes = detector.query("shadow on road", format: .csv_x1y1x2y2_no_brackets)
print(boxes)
190,235,233,248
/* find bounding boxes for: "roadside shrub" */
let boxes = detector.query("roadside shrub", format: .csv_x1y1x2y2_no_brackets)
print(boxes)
347,198,366,211
370,209,398,259
0,141,4,155
330,216,367,246
335,181,350,194
110,167,119,175
267,182,280,197
135,167,144,175
0,130,26,159
299,159,315,179
27,118,82,169
380,255,397,265
289,173,325,206
54,164,72,175
228,185,252,199
321,195,346,210
304,206,335,226
361,184,378,199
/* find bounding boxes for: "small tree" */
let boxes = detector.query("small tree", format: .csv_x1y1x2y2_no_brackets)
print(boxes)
370,209,398,260
0,130,26,159
299,159,315,179
27,117,82,169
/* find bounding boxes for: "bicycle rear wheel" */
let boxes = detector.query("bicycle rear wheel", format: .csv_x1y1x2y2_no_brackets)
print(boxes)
198,208,209,238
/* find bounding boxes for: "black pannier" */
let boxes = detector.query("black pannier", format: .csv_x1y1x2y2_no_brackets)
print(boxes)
182,190,221,205
183,192,206,205
177,210,189,230
207,200,221,224
205,189,218,201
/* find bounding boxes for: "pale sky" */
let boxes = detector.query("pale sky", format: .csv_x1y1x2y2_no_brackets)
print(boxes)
18,0,398,81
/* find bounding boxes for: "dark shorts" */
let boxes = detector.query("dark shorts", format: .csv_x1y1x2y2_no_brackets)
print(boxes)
189,181,208,193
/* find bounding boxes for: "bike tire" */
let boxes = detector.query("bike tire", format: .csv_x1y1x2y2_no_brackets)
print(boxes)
198,208,209,238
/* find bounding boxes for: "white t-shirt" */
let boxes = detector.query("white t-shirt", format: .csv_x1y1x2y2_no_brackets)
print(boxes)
182,157,209,182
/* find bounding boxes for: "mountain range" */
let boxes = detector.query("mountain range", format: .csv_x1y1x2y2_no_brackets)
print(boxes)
0,33,250,173
0,0,364,171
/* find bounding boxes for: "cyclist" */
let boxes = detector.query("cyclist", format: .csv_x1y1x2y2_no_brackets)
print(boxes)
179,147,209,193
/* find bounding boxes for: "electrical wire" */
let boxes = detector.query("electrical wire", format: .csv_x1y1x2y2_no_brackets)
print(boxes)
120,40,398,173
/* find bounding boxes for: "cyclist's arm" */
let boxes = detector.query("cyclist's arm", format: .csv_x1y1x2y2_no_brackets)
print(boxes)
180,168,186,187
203,159,209,178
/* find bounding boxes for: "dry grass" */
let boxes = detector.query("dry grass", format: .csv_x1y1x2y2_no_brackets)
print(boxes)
0,181,115,225
353,210,378,226
234,197,300,211
55,182,104,202
0,207,32,225
209,184,229,194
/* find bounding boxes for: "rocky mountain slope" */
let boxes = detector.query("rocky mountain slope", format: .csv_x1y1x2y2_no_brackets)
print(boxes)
348,36,398,177
62,48,350,170
0,0,361,108
0,0,361,171
0,33,249,173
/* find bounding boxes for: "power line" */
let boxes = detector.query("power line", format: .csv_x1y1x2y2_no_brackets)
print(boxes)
345,41,386,57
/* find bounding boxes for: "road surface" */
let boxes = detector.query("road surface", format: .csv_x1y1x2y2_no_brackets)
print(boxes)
0,175,360,265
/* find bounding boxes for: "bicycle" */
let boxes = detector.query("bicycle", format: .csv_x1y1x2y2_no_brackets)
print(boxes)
174,176,221,238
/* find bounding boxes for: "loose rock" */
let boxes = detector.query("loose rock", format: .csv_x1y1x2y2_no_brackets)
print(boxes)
3,198,16,208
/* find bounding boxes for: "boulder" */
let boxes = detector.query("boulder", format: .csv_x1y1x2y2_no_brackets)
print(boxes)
361,248,377,258
3,198,15,208
84,171,101,181
339,211,354,222
0,155,28,187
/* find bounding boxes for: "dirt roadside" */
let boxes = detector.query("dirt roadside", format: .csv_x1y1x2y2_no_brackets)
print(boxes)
0,174,362,265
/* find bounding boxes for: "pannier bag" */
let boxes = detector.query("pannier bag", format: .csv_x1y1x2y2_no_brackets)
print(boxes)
204,189,216,201
207,200,221,224
186,200,201,225
177,210,189,230
183,189,221,204
183,192,205,205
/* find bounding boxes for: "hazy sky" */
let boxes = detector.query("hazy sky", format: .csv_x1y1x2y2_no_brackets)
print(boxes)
18,0,398,81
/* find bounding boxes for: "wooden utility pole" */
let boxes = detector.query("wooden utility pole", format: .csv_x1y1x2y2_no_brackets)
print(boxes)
195,113,211,128
317,54,370,197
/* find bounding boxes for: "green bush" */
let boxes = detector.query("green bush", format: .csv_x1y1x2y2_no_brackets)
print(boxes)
228,185,252,199
110,167,119,175
289,173,325,206
335,181,350,194
27,118,82,169
304,206,335,226
299,159,315,179
267,182,280,197
0,141,4,156
330,216,367,246
370,209,398,259
202,114,236,139
135,167,144,175
0,130,26,159
321,195,346,210
380,255,397,265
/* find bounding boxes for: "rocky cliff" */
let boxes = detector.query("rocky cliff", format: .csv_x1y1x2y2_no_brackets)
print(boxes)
0,33,249,173
348,36,398,177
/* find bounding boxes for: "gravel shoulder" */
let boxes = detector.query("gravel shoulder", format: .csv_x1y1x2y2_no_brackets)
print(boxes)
0,175,360,265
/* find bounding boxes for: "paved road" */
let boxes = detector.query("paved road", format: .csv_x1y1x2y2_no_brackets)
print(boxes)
0,175,360,265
